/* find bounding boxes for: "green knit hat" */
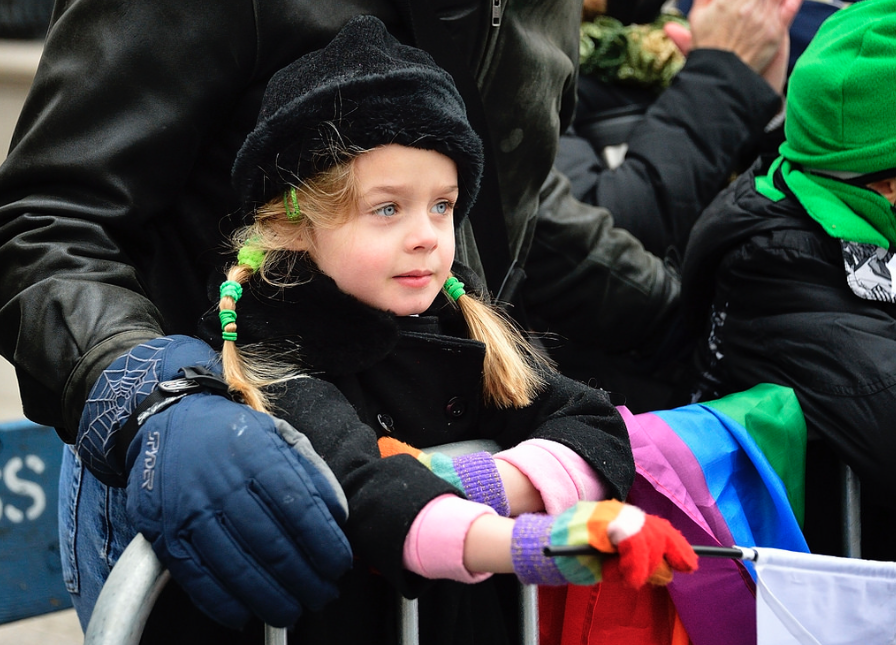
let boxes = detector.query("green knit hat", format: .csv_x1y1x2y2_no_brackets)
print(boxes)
781,0,896,176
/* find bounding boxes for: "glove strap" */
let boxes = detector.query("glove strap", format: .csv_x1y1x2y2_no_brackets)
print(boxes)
114,366,230,466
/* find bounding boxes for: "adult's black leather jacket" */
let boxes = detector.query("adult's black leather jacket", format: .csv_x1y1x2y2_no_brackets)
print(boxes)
682,157,896,499
0,0,583,438
0,0,742,443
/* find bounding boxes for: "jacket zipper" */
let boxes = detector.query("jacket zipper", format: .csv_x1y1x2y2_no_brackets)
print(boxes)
476,0,503,82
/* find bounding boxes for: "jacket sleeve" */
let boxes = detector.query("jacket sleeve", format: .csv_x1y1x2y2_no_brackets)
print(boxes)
487,372,635,501
557,49,782,257
274,377,461,598
0,0,260,437
523,168,682,361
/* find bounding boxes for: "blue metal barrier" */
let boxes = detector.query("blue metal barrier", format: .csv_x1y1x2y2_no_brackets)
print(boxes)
0,419,72,624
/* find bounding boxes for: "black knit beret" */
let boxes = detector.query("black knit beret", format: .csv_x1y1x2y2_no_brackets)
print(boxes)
232,15,484,222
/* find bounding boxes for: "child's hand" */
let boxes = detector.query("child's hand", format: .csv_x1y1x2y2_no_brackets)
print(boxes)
510,500,697,587
378,436,509,516
578,499,698,586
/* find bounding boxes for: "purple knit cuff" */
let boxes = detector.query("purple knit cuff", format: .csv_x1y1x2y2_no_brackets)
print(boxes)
510,513,567,585
453,451,510,516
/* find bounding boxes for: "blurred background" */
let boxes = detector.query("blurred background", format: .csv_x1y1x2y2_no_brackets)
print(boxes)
0,1,82,640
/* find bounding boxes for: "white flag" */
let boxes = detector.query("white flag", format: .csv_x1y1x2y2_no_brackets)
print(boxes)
754,547,896,645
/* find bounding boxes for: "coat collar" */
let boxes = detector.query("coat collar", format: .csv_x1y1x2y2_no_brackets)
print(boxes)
199,259,484,376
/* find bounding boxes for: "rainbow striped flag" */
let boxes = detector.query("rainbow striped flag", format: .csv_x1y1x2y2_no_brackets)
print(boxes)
540,384,809,645
539,384,808,645
624,383,809,645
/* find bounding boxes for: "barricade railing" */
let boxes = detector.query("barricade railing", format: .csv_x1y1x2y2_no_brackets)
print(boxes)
83,439,540,645
78,439,868,644
82,533,169,645
840,462,861,558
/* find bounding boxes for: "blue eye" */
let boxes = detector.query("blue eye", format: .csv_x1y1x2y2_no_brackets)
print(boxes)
374,204,397,217
432,201,452,215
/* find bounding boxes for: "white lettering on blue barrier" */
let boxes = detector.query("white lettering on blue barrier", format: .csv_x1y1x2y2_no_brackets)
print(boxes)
0,454,48,524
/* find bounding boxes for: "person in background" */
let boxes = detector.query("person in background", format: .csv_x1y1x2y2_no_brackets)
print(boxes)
554,0,793,259
681,0,896,560
524,0,800,411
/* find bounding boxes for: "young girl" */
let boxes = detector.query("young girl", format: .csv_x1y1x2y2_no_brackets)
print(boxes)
198,15,695,644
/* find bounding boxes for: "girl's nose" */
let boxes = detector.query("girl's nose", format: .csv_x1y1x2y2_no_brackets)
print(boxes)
406,210,440,251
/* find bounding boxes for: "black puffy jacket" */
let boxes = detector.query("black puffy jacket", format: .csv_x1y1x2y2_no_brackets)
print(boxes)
556,52,782,258
524,51,781,411
682,156,896,498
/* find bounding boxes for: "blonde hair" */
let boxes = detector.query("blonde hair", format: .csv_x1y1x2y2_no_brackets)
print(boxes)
220,154,551,413
450,283,550,408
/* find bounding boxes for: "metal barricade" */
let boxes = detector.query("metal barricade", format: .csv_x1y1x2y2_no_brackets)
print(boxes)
397,439,539,645
83,533,170,645
840,462,861,558
84,439,539,645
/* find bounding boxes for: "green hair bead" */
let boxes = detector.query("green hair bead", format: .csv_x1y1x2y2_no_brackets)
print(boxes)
284,186,302,221
219,308,238,343
219,309,237,329
237,245,266,272
444,277,466,302
220,280,243,302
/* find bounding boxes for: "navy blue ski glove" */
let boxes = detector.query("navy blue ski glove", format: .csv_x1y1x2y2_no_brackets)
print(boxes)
126,389,352,629
79,336,353,628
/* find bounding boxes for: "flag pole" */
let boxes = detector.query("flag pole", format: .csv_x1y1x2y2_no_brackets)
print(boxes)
543,544,759,561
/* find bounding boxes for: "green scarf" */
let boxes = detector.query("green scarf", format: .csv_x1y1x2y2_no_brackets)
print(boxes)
754,0,896,249
757,157,896,250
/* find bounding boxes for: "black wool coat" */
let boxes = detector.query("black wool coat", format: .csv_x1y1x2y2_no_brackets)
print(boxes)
199,262,634,645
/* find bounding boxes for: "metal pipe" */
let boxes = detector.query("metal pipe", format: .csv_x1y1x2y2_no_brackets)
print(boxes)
840,462,862,558
83,534,171,645
398,595,420,645
543,544,759,561
519,584,539,645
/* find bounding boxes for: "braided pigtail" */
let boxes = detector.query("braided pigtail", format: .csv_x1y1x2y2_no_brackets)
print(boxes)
444,276,550,408
219,263,275,412
220,172,357,413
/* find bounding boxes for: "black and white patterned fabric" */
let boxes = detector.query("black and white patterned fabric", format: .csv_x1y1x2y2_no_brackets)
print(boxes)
841,240,896,303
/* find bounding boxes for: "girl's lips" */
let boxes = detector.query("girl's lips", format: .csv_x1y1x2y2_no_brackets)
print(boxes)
394,271,434,288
